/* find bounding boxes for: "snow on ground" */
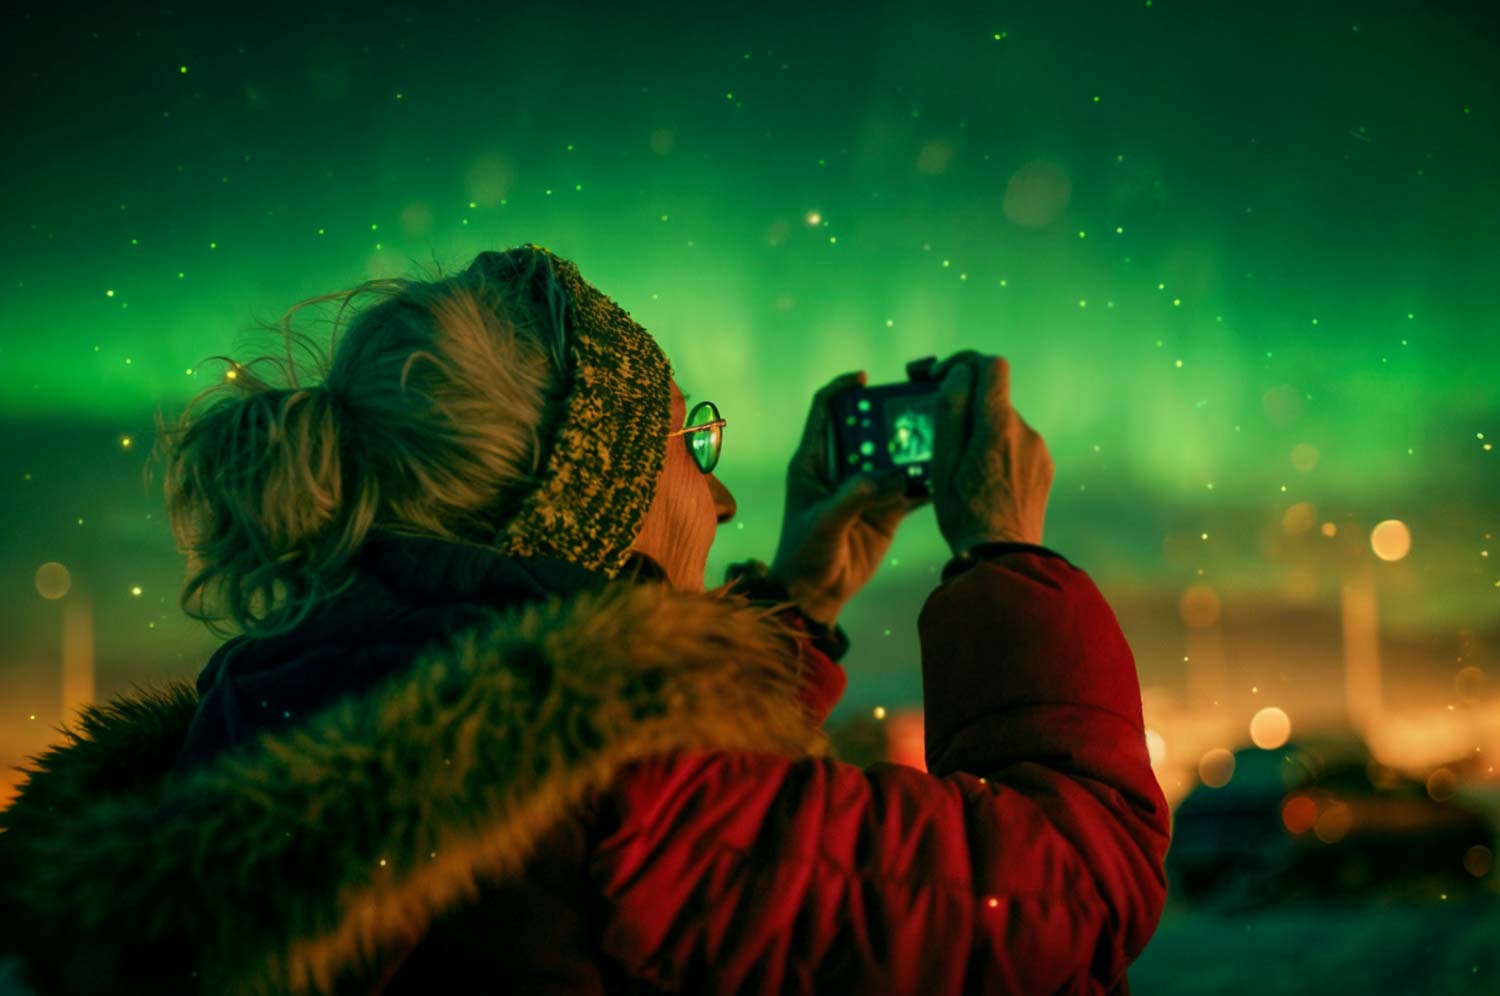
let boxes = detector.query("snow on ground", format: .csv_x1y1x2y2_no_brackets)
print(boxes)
1131,898,1500,994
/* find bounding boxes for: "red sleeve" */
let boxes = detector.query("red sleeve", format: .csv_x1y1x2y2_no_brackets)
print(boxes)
774,609,848,727
918,552,1171,979
589,552,1169,994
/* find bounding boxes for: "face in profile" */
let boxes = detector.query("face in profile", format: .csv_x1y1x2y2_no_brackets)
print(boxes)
629,380,736,590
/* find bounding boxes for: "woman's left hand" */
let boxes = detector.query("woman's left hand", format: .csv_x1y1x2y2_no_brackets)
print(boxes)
769,370,931,626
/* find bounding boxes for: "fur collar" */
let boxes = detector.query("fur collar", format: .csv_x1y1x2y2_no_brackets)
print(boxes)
0,580,830,995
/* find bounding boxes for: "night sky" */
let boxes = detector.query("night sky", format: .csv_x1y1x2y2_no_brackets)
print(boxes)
3,2,1497,777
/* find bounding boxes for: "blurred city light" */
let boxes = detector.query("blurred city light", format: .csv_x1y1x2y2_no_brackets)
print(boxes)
1282,502,1317,534
1455,666,1487,702
1281,794,1318,834
1198,748,1235,788
1313,801,1353,843
1425,767,1457,802
1178,585,1221,628
34,562,70,600
1145,728,1168,767
1370,519,1412,562
1250,707,1292,750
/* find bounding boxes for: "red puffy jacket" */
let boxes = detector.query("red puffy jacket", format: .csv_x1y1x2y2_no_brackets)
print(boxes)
587,550,1170,994
0,537,1167,995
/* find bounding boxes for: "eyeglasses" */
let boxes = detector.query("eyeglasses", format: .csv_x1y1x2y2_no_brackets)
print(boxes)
664,400,725,474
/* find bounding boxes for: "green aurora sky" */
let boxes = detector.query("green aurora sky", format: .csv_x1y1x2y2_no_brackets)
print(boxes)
2,1,1497,737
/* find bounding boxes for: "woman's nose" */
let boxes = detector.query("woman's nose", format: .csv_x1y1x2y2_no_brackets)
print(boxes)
707,474,737,525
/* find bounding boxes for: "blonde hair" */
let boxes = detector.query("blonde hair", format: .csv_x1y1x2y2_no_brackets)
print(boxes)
152,265,570,639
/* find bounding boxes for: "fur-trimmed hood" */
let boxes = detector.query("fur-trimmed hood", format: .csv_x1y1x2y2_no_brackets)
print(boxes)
0,575,830,995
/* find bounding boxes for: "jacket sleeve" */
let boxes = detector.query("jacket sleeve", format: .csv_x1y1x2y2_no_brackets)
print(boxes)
776,608,849,727
588,550,1170,995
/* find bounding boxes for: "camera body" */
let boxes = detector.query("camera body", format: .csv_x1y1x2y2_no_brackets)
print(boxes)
826,355,944,500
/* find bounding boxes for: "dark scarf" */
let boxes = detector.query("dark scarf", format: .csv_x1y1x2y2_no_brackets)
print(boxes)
172,531,667,778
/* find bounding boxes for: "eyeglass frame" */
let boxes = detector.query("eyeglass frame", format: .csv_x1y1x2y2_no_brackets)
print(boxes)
664,399,726,474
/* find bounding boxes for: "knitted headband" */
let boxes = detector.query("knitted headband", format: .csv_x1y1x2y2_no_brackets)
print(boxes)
463,244,674,580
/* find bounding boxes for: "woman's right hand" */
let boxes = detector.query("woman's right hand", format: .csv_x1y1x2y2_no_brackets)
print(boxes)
930,352,1055,553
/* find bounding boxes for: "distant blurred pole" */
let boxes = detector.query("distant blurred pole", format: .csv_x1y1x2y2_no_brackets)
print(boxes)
1340,563,1383,733
61,592,96,725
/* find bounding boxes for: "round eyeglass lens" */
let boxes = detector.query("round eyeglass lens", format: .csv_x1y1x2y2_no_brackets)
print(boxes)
687,400,721,472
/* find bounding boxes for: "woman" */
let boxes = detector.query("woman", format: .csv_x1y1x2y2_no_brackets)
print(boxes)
0,244,1168,994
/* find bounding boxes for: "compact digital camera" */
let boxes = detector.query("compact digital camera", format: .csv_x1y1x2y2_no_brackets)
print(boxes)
826,355,945,501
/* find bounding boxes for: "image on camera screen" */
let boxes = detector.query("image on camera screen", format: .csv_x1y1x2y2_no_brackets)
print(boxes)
885,396,935,466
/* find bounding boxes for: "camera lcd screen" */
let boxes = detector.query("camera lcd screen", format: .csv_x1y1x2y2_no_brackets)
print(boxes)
827,378,941,500
885,395,936,467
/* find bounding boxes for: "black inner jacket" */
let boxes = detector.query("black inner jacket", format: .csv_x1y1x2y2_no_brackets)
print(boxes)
172,530,663,779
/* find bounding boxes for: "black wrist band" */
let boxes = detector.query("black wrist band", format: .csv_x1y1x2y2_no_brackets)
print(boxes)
941,541,1073,582
724,559,851,663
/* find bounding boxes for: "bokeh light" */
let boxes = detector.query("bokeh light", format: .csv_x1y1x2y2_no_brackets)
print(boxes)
1145,728,1167,767
648,128,673,156
1261,385,1303,427
1370,519,1412,561
1178,584,1221,628
462,152,517,207
398,202,435,238
1314,801,1353,843
916,139,956,176
1425,767,1457,802
1281,502,1317,535
1281,794,1317,834
34,562,71,600
1455,666,1487,702
1249,707,1291,750
1290,444,1320,472
1465,845,1493,878
1198,748,1235,788
1001,160,1071,228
